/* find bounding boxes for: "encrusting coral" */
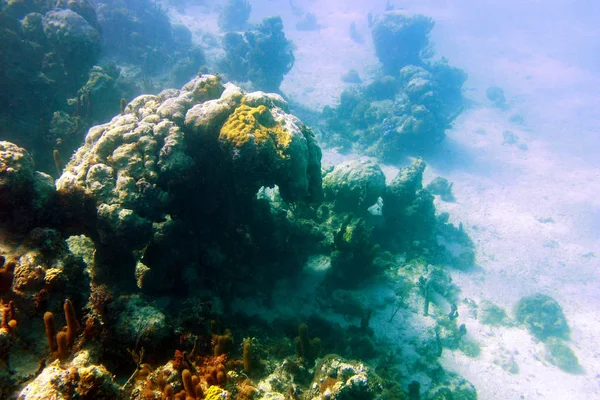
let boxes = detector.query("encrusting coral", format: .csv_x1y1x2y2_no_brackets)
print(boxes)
219,103,292,157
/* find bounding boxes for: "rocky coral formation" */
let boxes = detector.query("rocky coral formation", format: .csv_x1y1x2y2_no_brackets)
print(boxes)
55,74,322,292
307,355,382,399
371,11,435,74
514,293,570,341
96,0,204,81
18,350,119,399
321,64,466,161
321,11,466,161
323,159,386,213
0,0,206,175
0,0,103,169
0,142,55,232
219,16,295,92
0,68,480,398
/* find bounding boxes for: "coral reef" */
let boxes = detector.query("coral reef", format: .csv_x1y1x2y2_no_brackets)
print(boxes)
55,74,322,293
322,159,386,213
220,17,295,92
478,300,511,327
321,64,466,160
0,70,479,398
307,355,383,399
0,142,55,232
0,0,205,174
514,293,570,341
320,11,466,161
19,350,120,399
0,0,102,171
341,69,362,84
426,177,455,202
218,0,251,32
371,11,435,74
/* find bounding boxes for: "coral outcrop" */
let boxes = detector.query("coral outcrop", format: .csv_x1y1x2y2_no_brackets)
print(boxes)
0,66,479,399
371,11,435,74
56,74,322,292
219,17,295,92
0,0,102,170
514,293,570,341
308,355,383,399
323,159,386,213
321,11,466,161
0,142,55,232
18,350,119,399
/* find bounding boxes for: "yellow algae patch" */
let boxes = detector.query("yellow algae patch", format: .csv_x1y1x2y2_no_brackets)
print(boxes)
204,385,229,400
219,103,292,158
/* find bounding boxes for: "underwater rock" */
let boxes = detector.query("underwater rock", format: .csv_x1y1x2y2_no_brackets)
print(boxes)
42,9,102,68
478,300,511,327
341,69,362,84
0,0,104,172
384,158,426,207
219,16,295,92
371,11,435,74
20,12,46,42
56,74,322,291
0,142,54,231
383,158,425,216
544,336,581,374
307,355,382,399
55,0,100,30
329,216,379,287
321,62,465,161
0,141,35,192
426,177,455,202
426,371,477,400
382,158,437,252
323,159,386,213
514,293,570,341
18,350,120,399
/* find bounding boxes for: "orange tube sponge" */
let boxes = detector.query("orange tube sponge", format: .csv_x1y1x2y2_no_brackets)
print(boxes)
162,383,173,400
64,299,80,347
57,331,69,360
243,338,253,373
44,312,58,352
182,369,194,398
213,329,233,356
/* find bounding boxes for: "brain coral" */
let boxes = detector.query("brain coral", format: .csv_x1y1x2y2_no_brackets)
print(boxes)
56,74,322,251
